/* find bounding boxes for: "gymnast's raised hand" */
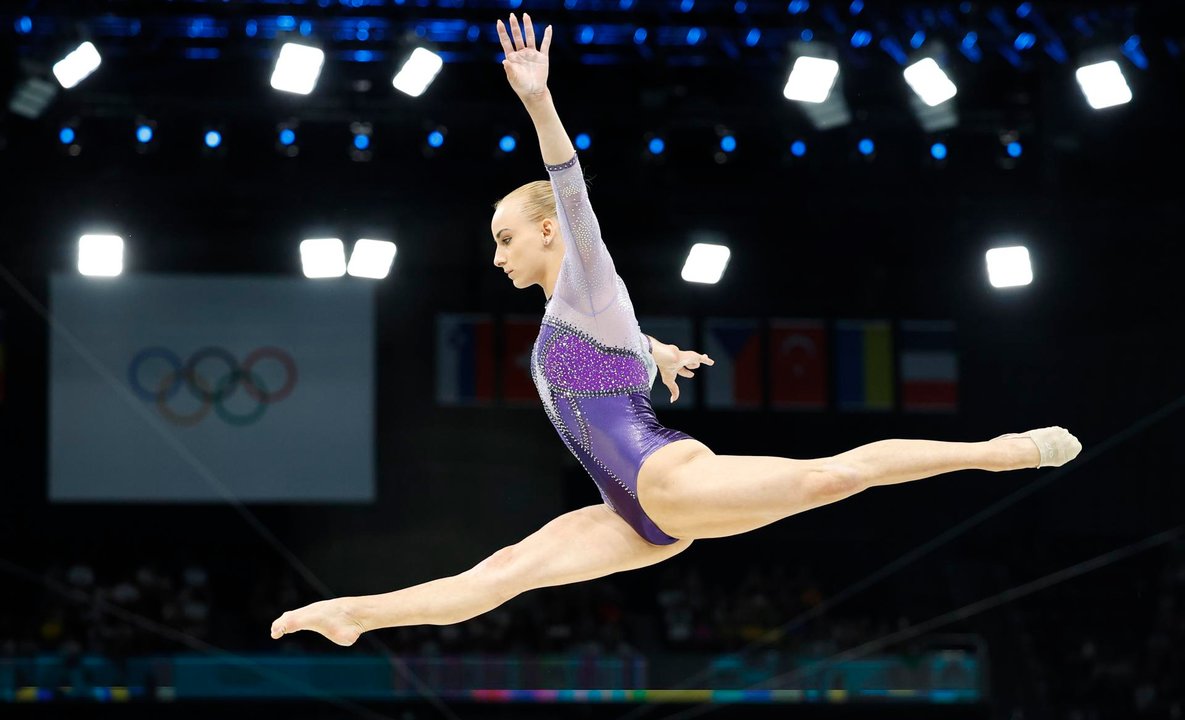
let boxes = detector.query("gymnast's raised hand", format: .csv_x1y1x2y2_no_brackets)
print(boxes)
496,12,553,100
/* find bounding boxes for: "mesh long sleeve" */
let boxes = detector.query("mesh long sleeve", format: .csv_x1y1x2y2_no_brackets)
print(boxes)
544,152,619,316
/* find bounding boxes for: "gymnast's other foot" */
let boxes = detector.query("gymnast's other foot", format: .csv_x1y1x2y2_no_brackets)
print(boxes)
994,426,1082,469
271,597,365,646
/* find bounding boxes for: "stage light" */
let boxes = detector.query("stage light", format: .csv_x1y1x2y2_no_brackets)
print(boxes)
136,125,153,143
784,42,850,130
720,135,736,152
648,137,665,155
276,120,299,157
790,139,807,157
903,47,959,131
53,42,101,89
280,129,296,145
392,47,443,97
1007,141,1022,157
681,242,730,285
204,130,222,148
428,130,444,148
499,134,517,153
270,42,325,95
745,29,761,46
347,239,397,279
784,55,839,103
575,133,591,150
1075,59,1132,110
350,122,373,161
78,234,124,277
858,137,875,155
8,77,57,119
986,245,1032,288
904,57,957,106
930,142,947,160
59,127,75,145
300,238,346,278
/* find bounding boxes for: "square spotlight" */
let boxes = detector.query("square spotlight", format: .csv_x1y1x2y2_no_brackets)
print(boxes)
985,246,1033,288
1075,60,1132,110
347,239,397,279
392,48,444,97
680,242,731,285
270,43,325,95
300,238,346,278
53,41,102,89
783,56,840,103
903,57,958,106
78,234,123,277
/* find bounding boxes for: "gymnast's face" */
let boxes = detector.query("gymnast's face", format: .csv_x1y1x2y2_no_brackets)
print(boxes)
490,199,559,291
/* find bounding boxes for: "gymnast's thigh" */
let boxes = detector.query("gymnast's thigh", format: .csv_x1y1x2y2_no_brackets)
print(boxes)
474,504,693,600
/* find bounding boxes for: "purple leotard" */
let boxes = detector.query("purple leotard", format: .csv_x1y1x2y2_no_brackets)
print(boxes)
530,151,695,546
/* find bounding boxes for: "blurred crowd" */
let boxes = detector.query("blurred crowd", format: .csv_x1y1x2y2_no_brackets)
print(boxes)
1,538,1183,719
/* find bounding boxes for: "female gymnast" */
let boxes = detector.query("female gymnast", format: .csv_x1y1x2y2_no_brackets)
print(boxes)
271,13,1082,647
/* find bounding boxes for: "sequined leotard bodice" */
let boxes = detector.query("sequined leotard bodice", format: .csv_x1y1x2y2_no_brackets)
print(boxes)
530,152,694,546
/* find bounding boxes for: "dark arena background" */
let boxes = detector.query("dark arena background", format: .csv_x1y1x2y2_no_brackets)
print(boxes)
1,1,1184,719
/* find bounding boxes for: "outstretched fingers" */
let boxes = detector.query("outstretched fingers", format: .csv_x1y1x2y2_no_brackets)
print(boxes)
495,19,515,57
508,12,525,50
522,13,536,48
540,24,553,55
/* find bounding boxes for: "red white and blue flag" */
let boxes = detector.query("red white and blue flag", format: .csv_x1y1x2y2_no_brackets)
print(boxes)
899,319,958,413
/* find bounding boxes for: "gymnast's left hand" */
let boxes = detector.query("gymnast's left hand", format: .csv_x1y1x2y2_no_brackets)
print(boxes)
655,343,714,404
270,597,366,647
496,13,553,101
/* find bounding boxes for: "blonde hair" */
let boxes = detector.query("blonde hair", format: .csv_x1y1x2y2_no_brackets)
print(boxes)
492,180,557,226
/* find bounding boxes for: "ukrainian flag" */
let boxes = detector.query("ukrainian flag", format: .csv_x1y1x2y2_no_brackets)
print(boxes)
835,319,894,411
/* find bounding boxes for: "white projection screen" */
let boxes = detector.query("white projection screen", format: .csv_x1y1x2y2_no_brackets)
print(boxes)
49,274,374,502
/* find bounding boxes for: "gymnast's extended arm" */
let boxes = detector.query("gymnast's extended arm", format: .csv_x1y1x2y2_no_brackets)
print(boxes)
496,14,574,167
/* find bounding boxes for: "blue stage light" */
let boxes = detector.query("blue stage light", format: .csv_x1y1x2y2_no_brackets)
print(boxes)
791,140,807,157
858,138,875,155
788,0,809,14
280,128,296,146
16,16,32,34
720,135,737,152
499,135,516,152
911,30,926,49
575,133,591,150
59,127,75,145
735,0,748,13
745,29,761,46
648,137,665,154
930,142,947,160
354,133,370,150
136,125,153,143
634,28,647,44
1007,141,1023,158
205,131,222,148
428,131,444,148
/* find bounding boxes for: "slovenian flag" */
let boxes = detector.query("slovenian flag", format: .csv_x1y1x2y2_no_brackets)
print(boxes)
435,313,496,406
501,315,540,406
702,317,763,410
900,320,958,413
835,319,894,412
769,318,827,411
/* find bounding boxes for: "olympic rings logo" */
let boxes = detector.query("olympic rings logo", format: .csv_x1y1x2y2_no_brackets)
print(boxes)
128,347,298,427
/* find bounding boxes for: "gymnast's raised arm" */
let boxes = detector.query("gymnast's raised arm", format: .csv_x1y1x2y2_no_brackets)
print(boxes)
496,13,573,166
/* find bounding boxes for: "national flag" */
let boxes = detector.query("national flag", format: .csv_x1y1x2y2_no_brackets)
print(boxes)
835,319,894,412
900,319,958,413
702,317,763,410
502,315,540,406
769,318,827,411
435,313,496,406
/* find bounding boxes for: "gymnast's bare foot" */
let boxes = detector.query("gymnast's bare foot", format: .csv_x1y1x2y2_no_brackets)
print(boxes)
271,597,366,646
